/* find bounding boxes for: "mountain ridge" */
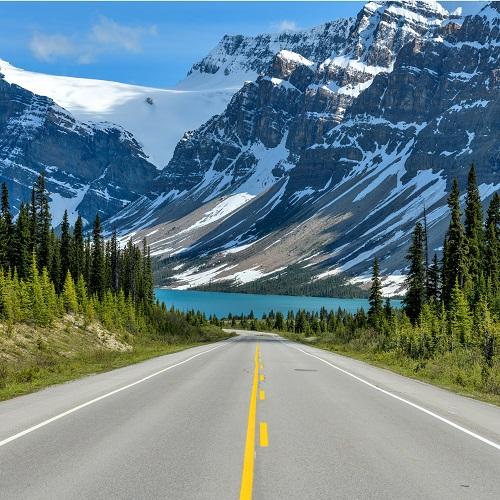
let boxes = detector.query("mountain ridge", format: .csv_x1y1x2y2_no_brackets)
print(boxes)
0,0,498,294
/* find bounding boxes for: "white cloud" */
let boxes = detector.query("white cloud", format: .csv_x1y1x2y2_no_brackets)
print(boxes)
273,20,299,32
90,16,157,53
29,17,156,64
29,33,76,62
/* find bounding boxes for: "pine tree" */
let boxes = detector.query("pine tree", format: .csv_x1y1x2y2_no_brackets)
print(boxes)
71,215,85,280
34,174,52,270
62,271,78,313
427,253,441,302
29,187,37,253
368,257,383,322
49,230,62,292
448,279,472,347
1,182,13,269
404,221,427,323
442,178,468,306
484,193,499,290
464,165,484,290
84,234,92,287
60,210,72,282
13,203,31,279
486,192,500,235
110,229,119,292
90,213,104,297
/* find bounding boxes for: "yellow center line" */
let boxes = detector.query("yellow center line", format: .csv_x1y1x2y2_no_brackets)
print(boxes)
259,390,266,401
239,344,259,500
260,422,269,447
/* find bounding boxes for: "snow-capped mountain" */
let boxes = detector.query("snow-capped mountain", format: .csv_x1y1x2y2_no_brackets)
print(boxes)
0,59,236,167
104,0,499,291
0,75,161,224
1,1,498,293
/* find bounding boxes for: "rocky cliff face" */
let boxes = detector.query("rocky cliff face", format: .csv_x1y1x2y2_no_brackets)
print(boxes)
106,1,499,291
0,76,158,224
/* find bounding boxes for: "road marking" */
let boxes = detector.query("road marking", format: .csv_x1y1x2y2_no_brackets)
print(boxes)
260,374,265,382
288,343,500,452
260,422,269,447
0,341,231,449
239,344,259,500
259,390,266,401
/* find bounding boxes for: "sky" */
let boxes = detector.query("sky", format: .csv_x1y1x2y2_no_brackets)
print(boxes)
0,1,485,88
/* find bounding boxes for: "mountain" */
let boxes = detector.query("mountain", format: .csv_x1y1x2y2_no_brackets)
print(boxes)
0,59,237,168
0,75,160,224
0,1,498,294
103,1,499,293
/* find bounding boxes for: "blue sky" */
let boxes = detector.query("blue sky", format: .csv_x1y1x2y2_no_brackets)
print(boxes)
0,1,484,88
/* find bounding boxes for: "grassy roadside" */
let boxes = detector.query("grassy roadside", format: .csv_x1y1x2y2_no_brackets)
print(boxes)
0,316,232,402
286,334,500,407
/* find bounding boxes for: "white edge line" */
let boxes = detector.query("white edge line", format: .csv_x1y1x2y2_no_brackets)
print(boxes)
0,340,233,448
285,341,500,452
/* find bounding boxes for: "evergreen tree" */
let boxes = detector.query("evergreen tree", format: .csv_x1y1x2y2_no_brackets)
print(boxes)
1,182,13,268
110,229,119,292
404,221,427,322
62,271,78,313
464,165,484,289
71,215,84,280
427,253,441,302
29,187,37,253
368,257,383,322
13,203,31,279
448,279,472,347
60,210,72,282
442,179,468,305
49,230,62,292
484,193,500,290
90,213,104,297
486,192,500,235
34,174,52,270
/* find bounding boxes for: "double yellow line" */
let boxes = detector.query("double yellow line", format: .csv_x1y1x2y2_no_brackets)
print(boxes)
239,344,268,500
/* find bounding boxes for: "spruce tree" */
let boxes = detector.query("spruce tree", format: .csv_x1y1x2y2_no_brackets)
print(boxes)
60,210,72,282
71,215,85,280
484,193,500,290
442,178,468,305
368,256,383,322
427,253,441,302
1,182,13,268
90,213,104,297
404,221,427,323
49,230,62,292
62,271,78,313
34,174,52,270
464,165,484,289
13,203,31,279
448,279,472,347
110,229,119,292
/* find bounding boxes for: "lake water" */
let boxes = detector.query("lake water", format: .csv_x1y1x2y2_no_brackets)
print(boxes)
155,289,401,318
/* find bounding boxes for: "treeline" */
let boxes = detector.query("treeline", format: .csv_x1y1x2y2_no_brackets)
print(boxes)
228,166,500,397
0,174,219,341
392,165,499,359
198,264,369,298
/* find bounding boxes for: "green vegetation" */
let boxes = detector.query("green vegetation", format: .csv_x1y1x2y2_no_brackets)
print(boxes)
223,166,500,404
0,174,228,400
197,264,369,298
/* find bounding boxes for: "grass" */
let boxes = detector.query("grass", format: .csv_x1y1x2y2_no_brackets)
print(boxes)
290,336,500,407
0,317,232,401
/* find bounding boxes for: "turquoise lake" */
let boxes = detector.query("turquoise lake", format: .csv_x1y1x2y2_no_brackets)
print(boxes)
155,289,401,318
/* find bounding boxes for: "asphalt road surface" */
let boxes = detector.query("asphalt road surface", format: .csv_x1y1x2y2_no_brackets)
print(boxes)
1,330,499,499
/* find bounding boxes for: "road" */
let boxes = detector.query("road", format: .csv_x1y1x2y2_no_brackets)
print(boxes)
1,330,500,499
